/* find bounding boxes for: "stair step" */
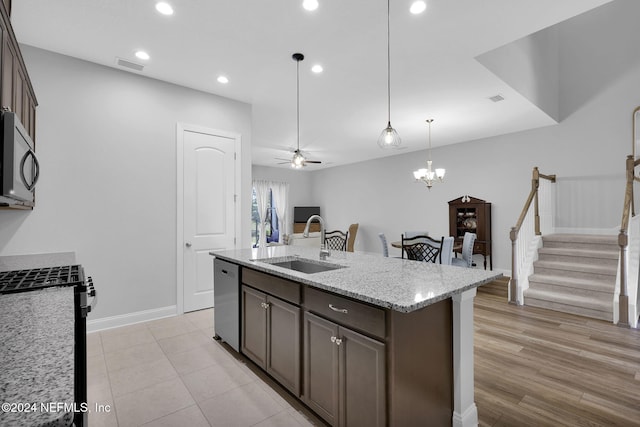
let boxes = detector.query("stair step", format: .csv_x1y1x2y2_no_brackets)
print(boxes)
542,234,618,251
524,288,612,321
537,248,618,267
533,260,617,281
525,233,618,322
528,274,614,295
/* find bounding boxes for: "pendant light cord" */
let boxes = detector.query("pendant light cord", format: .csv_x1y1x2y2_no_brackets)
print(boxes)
427,119,433,161
297,58,300,151
386,0,391,124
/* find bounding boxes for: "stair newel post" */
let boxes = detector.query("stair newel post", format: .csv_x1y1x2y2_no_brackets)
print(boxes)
533,167,541,236
509,227,518,304
617,155,634,327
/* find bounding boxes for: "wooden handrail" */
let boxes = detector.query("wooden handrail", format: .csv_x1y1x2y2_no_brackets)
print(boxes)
509,167,556,303
511,167,557,237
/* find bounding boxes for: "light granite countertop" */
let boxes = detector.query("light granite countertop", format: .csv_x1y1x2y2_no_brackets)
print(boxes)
211,246,502,313
0,287,75,427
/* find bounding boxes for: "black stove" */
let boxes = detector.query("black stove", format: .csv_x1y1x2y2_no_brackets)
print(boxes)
0,264,94,427
0,265,84,294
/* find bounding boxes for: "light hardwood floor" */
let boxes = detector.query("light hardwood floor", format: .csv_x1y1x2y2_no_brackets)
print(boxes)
88,286,639,426
474,287,640,426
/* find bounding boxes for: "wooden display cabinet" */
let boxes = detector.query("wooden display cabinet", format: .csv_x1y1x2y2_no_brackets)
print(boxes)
448,196,492,270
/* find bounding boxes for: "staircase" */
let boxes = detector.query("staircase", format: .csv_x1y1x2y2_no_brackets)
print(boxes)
523,234,618,321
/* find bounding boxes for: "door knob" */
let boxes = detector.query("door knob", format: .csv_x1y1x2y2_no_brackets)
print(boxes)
185,242,192,247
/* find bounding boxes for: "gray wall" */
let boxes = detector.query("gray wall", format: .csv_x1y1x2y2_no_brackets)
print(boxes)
0,46,253,321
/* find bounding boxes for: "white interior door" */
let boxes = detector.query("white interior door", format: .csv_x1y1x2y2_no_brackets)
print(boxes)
180,125,237,312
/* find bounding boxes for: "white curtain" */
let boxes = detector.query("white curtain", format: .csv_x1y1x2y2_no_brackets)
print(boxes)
271,182,289,243
253,180,270,249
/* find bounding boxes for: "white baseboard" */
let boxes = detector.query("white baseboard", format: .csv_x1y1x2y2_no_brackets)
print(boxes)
87,305,177,333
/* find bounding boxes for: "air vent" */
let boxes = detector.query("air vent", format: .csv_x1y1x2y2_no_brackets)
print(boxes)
115,57,144,72
489,94,504,103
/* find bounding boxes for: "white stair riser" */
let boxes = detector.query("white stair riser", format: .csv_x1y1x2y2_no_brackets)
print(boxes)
527,280,613,298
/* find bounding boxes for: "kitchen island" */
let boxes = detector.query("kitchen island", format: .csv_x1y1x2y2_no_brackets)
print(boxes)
211,245,501,427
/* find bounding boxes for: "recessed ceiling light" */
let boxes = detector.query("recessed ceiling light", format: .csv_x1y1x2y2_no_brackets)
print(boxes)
311,64,323,73
135,50,150,61
155,2,174,15
302,0,319,11
410,1,427,14
217,76,229,84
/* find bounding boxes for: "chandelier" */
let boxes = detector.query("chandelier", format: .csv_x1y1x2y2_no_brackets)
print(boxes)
413,119,445,189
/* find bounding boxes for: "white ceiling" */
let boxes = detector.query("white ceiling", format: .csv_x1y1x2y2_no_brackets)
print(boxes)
11,0,611,169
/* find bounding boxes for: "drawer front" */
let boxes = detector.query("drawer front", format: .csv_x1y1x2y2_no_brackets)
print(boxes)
303,286,385,340
242,267,301,305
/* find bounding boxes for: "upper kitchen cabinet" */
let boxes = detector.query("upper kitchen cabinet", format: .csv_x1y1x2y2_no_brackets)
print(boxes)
0,0,37,141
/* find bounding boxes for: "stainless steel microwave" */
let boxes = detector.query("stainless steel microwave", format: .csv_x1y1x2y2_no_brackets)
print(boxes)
0,111,39,207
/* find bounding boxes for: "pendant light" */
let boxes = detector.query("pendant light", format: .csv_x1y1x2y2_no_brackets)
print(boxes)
413,119,445,189
288,53,322,169
292,53,306,169
377,0,401,149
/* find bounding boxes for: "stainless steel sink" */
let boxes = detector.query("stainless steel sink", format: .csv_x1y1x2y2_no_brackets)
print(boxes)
254,257,346,274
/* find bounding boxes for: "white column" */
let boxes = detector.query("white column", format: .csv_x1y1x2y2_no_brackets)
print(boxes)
452,287,478,427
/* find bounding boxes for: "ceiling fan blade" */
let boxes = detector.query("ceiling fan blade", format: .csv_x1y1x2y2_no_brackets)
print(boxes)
275,158,292,161
304,160,322,164
276,161,291,165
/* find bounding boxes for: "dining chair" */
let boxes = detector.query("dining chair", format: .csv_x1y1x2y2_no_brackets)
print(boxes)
451,232,476,268
439,236,454,265
401,234,441,263
346,223,359,252
324,230,348,251
378,233,389,257
404,231,429,239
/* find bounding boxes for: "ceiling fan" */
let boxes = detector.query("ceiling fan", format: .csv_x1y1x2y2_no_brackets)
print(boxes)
276,53,322,169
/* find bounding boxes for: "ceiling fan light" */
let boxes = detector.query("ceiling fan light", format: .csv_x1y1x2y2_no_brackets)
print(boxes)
410,1,427,15
302,0,319,11
291,152,305,168
378,123,401,148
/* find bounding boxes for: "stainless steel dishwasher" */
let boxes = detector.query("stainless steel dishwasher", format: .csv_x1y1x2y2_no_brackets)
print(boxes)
213,258,240,351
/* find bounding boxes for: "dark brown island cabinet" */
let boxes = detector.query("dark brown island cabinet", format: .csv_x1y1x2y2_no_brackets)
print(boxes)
231,263,459,426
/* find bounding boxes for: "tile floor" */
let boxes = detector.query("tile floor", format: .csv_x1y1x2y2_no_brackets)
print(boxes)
87,309,322,427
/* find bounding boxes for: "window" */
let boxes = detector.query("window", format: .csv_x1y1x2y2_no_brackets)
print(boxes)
251,188,278,247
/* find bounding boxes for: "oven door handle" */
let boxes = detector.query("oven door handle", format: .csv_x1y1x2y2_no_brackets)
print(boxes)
19,149,40,191
86,277,98,313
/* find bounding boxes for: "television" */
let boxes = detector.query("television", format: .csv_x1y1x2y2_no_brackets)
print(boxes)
294,206,320,223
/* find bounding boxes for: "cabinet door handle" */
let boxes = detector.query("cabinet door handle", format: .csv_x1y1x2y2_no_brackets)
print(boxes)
328,304,348,314
330,336,336,343
335,338,342,346
261,302,270,309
